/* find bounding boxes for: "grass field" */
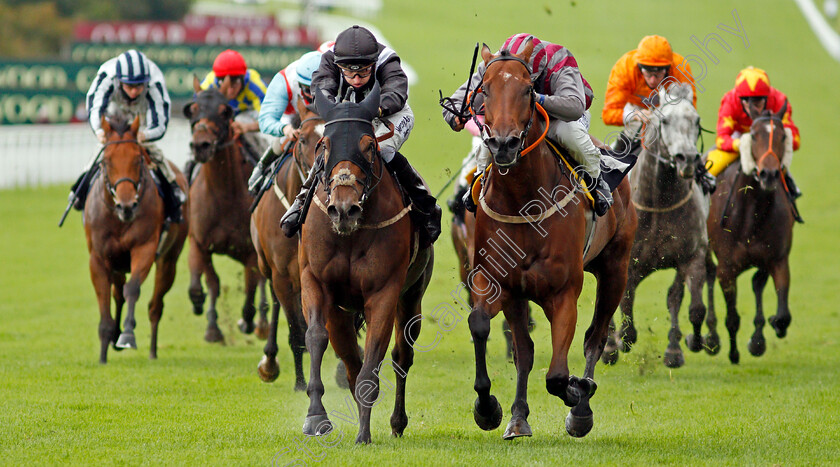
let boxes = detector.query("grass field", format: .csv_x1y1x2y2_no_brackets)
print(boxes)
2,0,840,465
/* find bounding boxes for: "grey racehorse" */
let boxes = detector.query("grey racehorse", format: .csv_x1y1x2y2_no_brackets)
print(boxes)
603,83,716,368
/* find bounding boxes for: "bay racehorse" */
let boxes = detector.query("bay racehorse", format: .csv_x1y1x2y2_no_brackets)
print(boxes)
707,102,796,364
467,43,637,439
602,83,712,368
298,84,434,444
251,98,323,391
183,77,268,343
84,115,189,363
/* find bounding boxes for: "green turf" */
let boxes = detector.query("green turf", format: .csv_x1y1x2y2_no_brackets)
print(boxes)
2,0,840,464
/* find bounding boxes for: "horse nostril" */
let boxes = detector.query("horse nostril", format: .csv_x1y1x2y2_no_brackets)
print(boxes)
348,204,362,220
198,141,211,150
327,205,339,221
506,137,521,151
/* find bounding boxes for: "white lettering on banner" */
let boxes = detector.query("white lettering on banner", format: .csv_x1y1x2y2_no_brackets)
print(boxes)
89,23,187,44
0,66,69,90
0,94,74,124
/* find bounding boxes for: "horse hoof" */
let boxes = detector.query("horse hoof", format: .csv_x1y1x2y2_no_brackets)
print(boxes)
390,411,408,437
685,334,704,353
189,290,206,316
768,315,790,338
255,319,270,340
748,335,766,357
473,395,503,431
335,360,350,389
729,349,740,364
565,409,593,438
355,432,372,444
601,349,619,365
115,333,137,349
258,356,279,383
192,303,203,316
663,348,685,368
204,326,224,343
704,333,721,355
302,414,333,436
237,318,255,335
502,417,532,440
294,380,306,392
620,326,637,352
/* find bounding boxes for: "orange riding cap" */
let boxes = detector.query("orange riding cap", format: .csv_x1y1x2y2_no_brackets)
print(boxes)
635,35,673,66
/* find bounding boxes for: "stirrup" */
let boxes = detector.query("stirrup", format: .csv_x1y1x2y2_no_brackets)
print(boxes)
280,199,303,238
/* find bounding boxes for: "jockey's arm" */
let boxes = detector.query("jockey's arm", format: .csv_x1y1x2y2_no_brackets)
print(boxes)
142,77,170,143
442,62,485,131
259,71,294,139
542,67,585,121
376,58,409,117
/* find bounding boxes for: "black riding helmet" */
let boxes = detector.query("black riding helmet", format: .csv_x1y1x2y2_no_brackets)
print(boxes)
334,25,379,69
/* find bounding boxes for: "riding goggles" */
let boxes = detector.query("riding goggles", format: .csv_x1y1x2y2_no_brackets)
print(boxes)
338,63,374,79
638,64,670,75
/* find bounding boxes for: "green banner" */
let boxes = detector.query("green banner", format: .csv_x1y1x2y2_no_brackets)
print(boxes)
0,47,312,124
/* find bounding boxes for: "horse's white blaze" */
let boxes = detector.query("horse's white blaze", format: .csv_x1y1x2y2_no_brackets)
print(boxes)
501,71,513,81
315,123,325,137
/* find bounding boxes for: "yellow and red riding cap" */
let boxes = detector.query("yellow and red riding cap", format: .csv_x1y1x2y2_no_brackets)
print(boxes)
635,35,673,67
734,66,771,98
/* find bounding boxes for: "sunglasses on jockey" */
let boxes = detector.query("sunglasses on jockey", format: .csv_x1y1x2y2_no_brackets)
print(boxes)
299,83,313,104
638,64,670,75
338,63,374,79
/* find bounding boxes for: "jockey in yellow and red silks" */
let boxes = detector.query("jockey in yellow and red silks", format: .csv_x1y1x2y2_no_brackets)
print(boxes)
707,67,800,181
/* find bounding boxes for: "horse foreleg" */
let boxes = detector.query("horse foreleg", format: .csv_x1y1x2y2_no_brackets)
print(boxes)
236,262,260,335
147,255,178,360
258,285,281,383
502,299,534,440
187,237,207,316
748,269,770,357
90,255,115,364
301,268,332,438
354,288,400,444
683,252,708,355
271,273,307,391
618,266,644,353
664,271,686,368
117,242,156,351
203,257,223,343
111,274,126,352
704,251,721,355
768,258,792,339
719,273,740,364
255,274,270,340
468,297,503,433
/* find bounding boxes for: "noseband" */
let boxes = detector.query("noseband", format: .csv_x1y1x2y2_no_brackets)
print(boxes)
189,120,235,155
752,115,785,169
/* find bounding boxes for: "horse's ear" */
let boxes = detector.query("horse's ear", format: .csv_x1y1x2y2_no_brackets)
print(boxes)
516,39,535,63
130,115,140,135
219,75,230,96
481,43,494,65
183,102,195,120
313,84,336,118
360,82,380,120
193,75,202,94
101,116,111,135
775,99,788,120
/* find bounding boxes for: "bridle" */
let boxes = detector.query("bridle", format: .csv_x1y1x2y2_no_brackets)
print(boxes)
320,117,384,206
189,119,235,156
292,115,324,181
749,114,790,192
100,138,147,206
471,53,539,169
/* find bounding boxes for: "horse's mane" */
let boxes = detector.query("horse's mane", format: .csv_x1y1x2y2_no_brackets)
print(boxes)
660,82,694,103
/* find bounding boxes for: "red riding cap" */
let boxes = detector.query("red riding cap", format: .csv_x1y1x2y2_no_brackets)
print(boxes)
212,50,247,77
734,66,771,98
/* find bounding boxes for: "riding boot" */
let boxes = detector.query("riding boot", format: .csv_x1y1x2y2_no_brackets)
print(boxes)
386,151,442,247
448,183,468,219
69,169,95,211
784,171,802,199
695,163,717,194
280,155,323,238
593,175,614,217
183,158,197,186
248,146,279,194
461,173,479,213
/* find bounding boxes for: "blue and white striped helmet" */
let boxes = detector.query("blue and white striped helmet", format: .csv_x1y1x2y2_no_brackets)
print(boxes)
295,51,322,87
115,50,151,85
